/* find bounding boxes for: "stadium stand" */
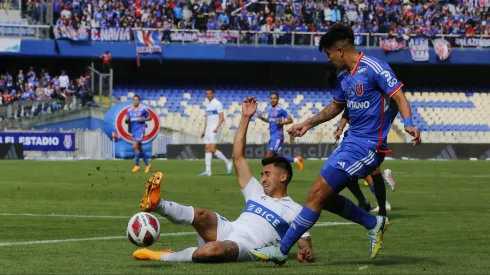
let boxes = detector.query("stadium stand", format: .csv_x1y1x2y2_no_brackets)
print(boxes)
21,0,490,36
112,87,490,144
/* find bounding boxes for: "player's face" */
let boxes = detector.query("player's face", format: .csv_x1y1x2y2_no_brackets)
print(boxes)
325,47,345,70
270,94,279,106
206,90,214,101
133,97,140,107
260,164,287,196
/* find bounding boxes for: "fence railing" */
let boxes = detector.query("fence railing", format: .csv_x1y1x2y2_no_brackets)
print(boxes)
3,23,490,49
0,97,92,121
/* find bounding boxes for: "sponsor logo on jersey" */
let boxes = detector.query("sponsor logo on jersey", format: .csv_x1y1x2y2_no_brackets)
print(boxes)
356,66,367,74
243,200,289,238
347,100,371,109
379,70,398,88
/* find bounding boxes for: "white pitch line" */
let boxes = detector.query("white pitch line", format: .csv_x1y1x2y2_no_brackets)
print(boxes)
0,213,168,220
0,232,196,247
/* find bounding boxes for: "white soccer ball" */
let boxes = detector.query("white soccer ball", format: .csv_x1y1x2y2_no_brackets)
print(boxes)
127,212,161,247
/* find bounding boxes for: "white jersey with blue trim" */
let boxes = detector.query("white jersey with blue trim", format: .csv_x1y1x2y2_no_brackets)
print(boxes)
205,98,224,131
233,177,310,247
333,52,403,152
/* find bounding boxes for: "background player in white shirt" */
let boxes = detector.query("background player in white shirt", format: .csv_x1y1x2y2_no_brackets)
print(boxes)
199,89,233,176
133,96,314,263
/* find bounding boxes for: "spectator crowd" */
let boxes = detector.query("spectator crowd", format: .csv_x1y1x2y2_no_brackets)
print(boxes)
22,0,490,37
0,67,95,119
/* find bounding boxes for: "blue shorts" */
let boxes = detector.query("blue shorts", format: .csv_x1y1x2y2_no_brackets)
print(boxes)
132,132,144,143
320,141,385,193
268,139,283,153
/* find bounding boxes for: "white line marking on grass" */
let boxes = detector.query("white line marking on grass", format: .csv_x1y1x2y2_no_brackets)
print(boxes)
0,213,168,220
0,232,196,247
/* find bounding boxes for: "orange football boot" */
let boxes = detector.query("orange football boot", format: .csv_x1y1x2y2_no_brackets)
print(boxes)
133,248,174,261
140,172,163,212
296,156,304,172
132,166,141,173
144,164,152,173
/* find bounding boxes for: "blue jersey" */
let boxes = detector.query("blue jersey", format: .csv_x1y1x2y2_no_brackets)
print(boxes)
127,107,149,141
265,105,290,140
333,53,403,153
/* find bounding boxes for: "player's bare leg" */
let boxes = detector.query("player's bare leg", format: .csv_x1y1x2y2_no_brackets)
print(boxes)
135,240,239,263
136,143,152,173
131,141,141,172
209,144,233,175
199,144,213,176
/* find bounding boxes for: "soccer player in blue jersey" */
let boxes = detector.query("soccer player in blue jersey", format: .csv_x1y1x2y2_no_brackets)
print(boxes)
250,24,421,264
126,95,152,173
257,92,304,171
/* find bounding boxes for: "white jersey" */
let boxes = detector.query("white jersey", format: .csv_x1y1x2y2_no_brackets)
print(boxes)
233,177,310,247
205,98,224,131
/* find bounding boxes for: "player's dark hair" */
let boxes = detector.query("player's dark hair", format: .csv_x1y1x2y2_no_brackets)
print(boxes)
206,89,214,94
318,23,355,53
270,92,279,98
134,95,141,100
261,156,293,185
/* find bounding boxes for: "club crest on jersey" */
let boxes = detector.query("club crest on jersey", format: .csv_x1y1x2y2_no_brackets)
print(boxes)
115,105,160,144
355,83,364,96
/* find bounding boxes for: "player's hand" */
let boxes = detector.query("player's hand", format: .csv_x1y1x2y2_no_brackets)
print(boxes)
297,248,314,263
333,129,342,140
257,113,263,119
213,128,218,133
405,126,422,145
287,121,310,137
138,117,144,122
200,132,205,139
242,96,257,117
275,118,281,125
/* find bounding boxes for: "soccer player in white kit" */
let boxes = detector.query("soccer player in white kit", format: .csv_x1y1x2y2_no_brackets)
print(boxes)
199,89,233,176
133,96,314,263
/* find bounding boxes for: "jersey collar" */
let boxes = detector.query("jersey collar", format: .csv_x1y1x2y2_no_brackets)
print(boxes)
350,52,364,76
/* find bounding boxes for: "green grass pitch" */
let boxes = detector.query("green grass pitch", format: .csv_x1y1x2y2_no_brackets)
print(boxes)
0,160,489,274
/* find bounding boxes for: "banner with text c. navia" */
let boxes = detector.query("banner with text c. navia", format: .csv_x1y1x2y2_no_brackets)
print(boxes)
0,132,75,151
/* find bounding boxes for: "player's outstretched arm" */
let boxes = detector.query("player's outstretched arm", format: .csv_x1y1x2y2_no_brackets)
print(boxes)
232,97,257,190
297,236,314,263
391,90,421,145
287,101,345,137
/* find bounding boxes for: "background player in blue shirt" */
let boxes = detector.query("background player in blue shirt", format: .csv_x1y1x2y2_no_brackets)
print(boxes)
250,23,421,264
126,95,152,173
257,92,304,171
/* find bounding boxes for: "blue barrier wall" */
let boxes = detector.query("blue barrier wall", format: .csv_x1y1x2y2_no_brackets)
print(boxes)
33,117,104,131
11,39,490,64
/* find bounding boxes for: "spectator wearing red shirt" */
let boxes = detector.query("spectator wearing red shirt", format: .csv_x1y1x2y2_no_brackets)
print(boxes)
100,51,112,73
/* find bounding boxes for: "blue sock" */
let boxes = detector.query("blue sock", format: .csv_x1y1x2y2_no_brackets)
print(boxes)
283,156,295,163
134,151,140,166
370,186,376,196
279,206,319,255
141,151,149,166
326,195,377,230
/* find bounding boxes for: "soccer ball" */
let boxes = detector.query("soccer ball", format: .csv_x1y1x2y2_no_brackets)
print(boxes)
127,212,161,247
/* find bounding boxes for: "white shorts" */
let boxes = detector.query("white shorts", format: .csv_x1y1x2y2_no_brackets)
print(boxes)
203,129,221,144
196,213,258,262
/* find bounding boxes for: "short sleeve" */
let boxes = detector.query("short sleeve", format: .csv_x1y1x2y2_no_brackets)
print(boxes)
142,108,150,117
282,108,290,118
332,78,345,103
372,62,404,97
241,176,265,202
217,102,224,113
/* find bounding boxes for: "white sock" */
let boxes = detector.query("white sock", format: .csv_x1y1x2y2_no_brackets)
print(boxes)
214,150,231,165
161,247,197,262
205,152,212,173
294,158,298,163
155,200,194,225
